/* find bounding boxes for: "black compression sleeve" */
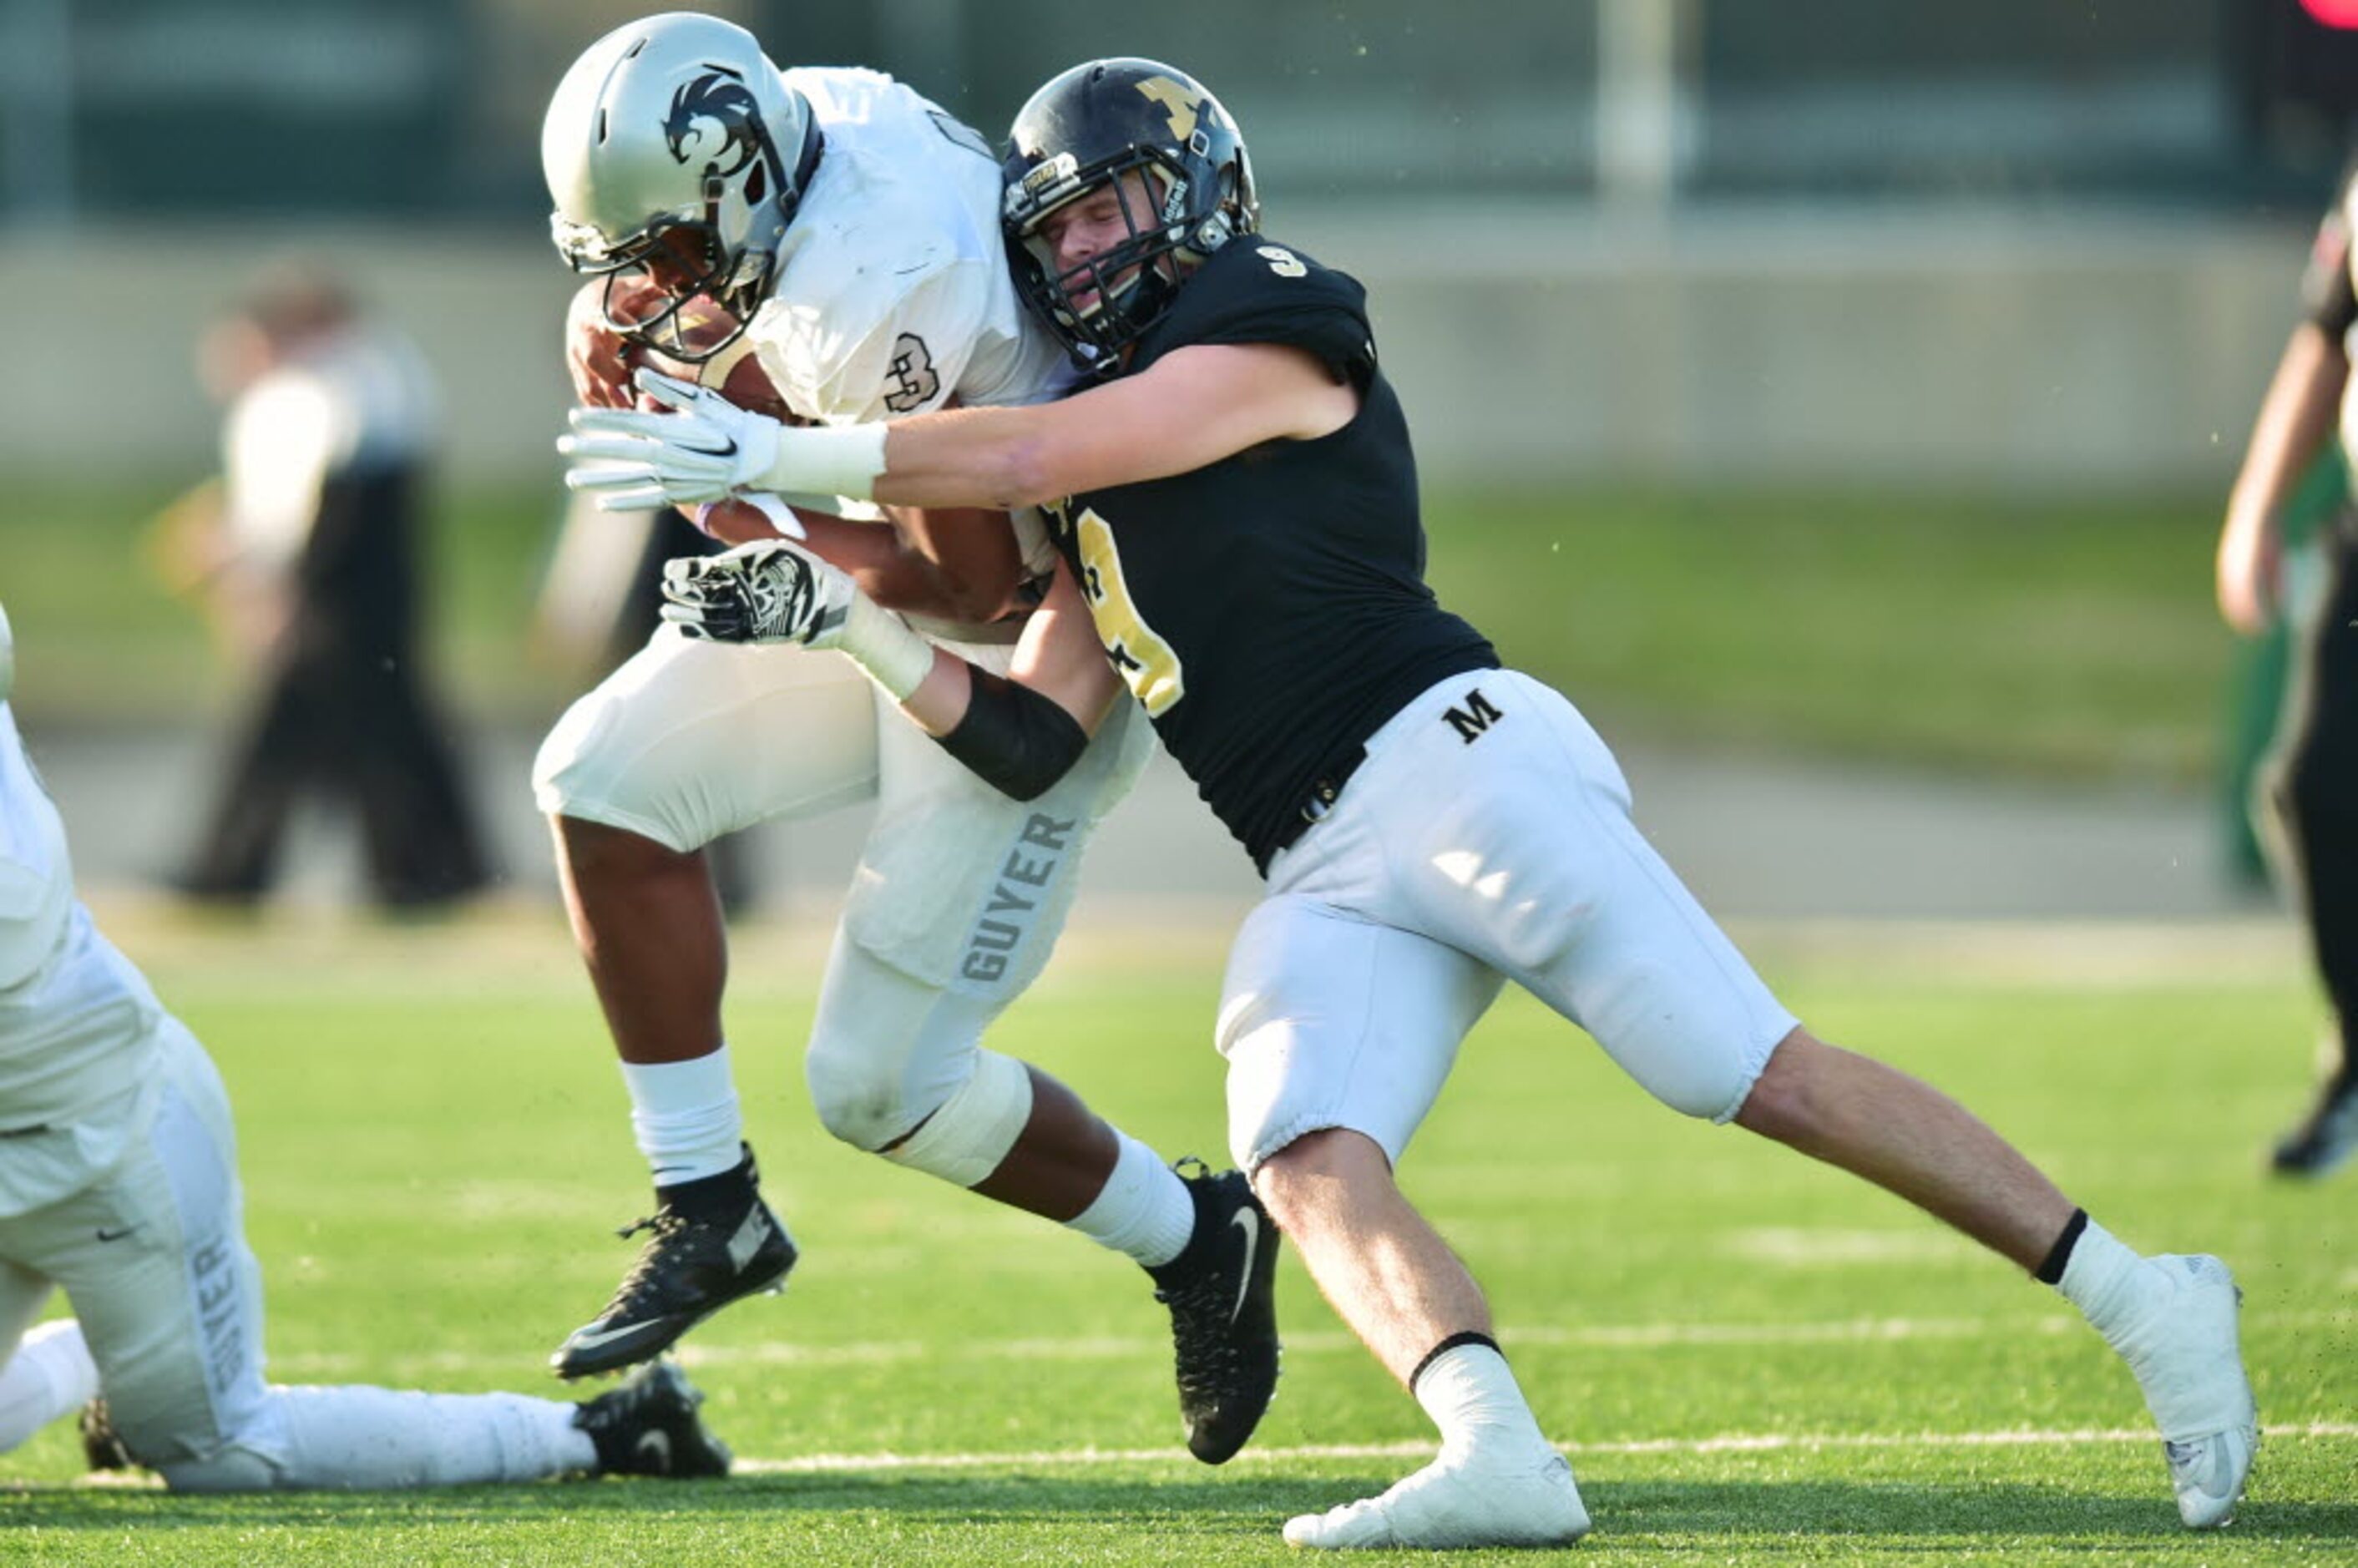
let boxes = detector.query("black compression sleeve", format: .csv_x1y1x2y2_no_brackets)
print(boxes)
933,667,1089,801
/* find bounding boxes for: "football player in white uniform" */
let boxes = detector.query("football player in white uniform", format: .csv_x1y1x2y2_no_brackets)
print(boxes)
531,14,1277,1463
569,57,2263,1546
0,603,728,1489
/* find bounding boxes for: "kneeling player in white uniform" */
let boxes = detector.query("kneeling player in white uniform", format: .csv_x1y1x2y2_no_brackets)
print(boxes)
0,603,725,1489
570,57,2263,1546
532,15,1277,1464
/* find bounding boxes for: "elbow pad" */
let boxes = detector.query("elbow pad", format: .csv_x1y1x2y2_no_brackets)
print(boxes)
934,669,1088,801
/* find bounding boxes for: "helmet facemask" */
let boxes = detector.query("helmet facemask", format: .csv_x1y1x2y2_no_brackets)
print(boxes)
558,210,753,365
1011,150,1222,368
544,22,817,367
1001,60,1257,372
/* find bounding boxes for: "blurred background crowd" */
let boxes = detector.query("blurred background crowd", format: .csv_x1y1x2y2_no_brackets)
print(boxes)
5,0,2358,922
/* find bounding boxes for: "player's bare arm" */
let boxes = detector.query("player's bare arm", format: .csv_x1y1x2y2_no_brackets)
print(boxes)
657,539,1117,801
576,278,1030,622
861,342,1359,509
2217,320,2348,634
561,341,1358,517
696,498,1025,622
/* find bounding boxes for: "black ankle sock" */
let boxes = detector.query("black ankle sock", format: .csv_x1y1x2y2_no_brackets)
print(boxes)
2033,1207,2089,1286
656,1145,757,1217
1409,1331,1501,1393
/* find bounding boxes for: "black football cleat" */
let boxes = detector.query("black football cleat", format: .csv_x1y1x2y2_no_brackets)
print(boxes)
1146,1161,1281,1464
574,1359,731,1478
2270,1070,2358,1178
78,1399,132,1472
553,1148,797,1380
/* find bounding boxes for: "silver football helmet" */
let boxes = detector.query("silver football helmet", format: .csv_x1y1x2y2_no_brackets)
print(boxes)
541,12,822,363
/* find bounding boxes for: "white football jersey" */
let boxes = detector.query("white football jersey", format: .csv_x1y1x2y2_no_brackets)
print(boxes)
0,704,164,1212
749,68,1071,566
754,68,1067,422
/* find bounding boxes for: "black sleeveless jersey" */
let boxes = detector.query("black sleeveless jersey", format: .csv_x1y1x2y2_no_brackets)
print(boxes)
1045,237,1497,873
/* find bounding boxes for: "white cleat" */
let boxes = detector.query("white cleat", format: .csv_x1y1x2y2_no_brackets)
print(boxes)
1282,1441,1590,1550
2108,1255,2259,1529
2165,1425,2258,1530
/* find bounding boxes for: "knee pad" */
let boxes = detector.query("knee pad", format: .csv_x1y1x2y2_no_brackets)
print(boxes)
878,1049,1034,1187
806,941,1009,1153
806,1027,910,1152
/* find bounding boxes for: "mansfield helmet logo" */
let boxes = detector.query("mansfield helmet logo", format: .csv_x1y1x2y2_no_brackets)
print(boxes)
665,68,765,176
1134,76,1202,142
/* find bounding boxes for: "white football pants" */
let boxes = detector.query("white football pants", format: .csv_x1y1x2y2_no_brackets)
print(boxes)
534,627,1156,1150
0,1020,590,1489
1221,669,1798,1174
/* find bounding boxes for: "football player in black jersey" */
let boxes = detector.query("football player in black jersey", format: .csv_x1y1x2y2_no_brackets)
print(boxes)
564,58,2260,1545
2218,160,2358,1179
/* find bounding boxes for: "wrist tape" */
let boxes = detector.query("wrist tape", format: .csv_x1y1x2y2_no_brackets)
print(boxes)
838,594,934,701
762,422,888,504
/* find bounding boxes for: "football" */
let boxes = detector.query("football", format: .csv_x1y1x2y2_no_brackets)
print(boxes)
646,297,800,425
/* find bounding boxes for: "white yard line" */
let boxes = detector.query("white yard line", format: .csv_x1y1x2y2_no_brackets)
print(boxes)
733,1422,2358,1476
260,1307,2352,1378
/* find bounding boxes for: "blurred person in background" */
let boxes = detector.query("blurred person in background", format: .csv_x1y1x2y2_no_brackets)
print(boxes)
2216,448,2345,890
529,13,1279,1468
0,601,727,1490
164,267,493,912
2217,156,2358,1178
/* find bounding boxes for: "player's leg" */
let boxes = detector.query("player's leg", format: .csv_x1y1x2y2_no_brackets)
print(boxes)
1728,1028,2258,1525
1411,669,2256,1529
534,630,876,1377
0,1267,96,1454
808,933,1265,1463
2259,518,2358,1176
1217,891,1582,1549
50,1023,726,1488
180,1358,729,1490
814,650,1160,1221
808,670,1274,1460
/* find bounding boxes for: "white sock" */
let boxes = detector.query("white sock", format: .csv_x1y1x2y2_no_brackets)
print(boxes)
0,1320,99,1454
1065,1134,1196,1267
261,1386,595,1488
1413,1342,1550,1455
619,1045,744,1186
2055,1216,2162,1348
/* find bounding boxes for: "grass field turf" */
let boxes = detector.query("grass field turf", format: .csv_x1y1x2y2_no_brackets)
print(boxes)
0,910,2350,1563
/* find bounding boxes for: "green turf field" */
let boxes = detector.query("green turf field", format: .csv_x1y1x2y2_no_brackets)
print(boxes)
0,479,2234,781
1,913,2350,1563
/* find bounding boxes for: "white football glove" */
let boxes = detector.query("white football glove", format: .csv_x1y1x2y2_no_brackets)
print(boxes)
558,369,781,512
658,539,856,649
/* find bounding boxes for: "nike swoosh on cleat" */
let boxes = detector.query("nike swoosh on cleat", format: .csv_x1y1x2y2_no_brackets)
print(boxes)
728,1206,773,1272
1228,1207,1261,1326
564,1321,659,1353
635,1430,673,1473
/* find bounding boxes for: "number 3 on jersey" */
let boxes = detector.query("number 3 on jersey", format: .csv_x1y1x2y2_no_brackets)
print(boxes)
1069,507,1185,716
